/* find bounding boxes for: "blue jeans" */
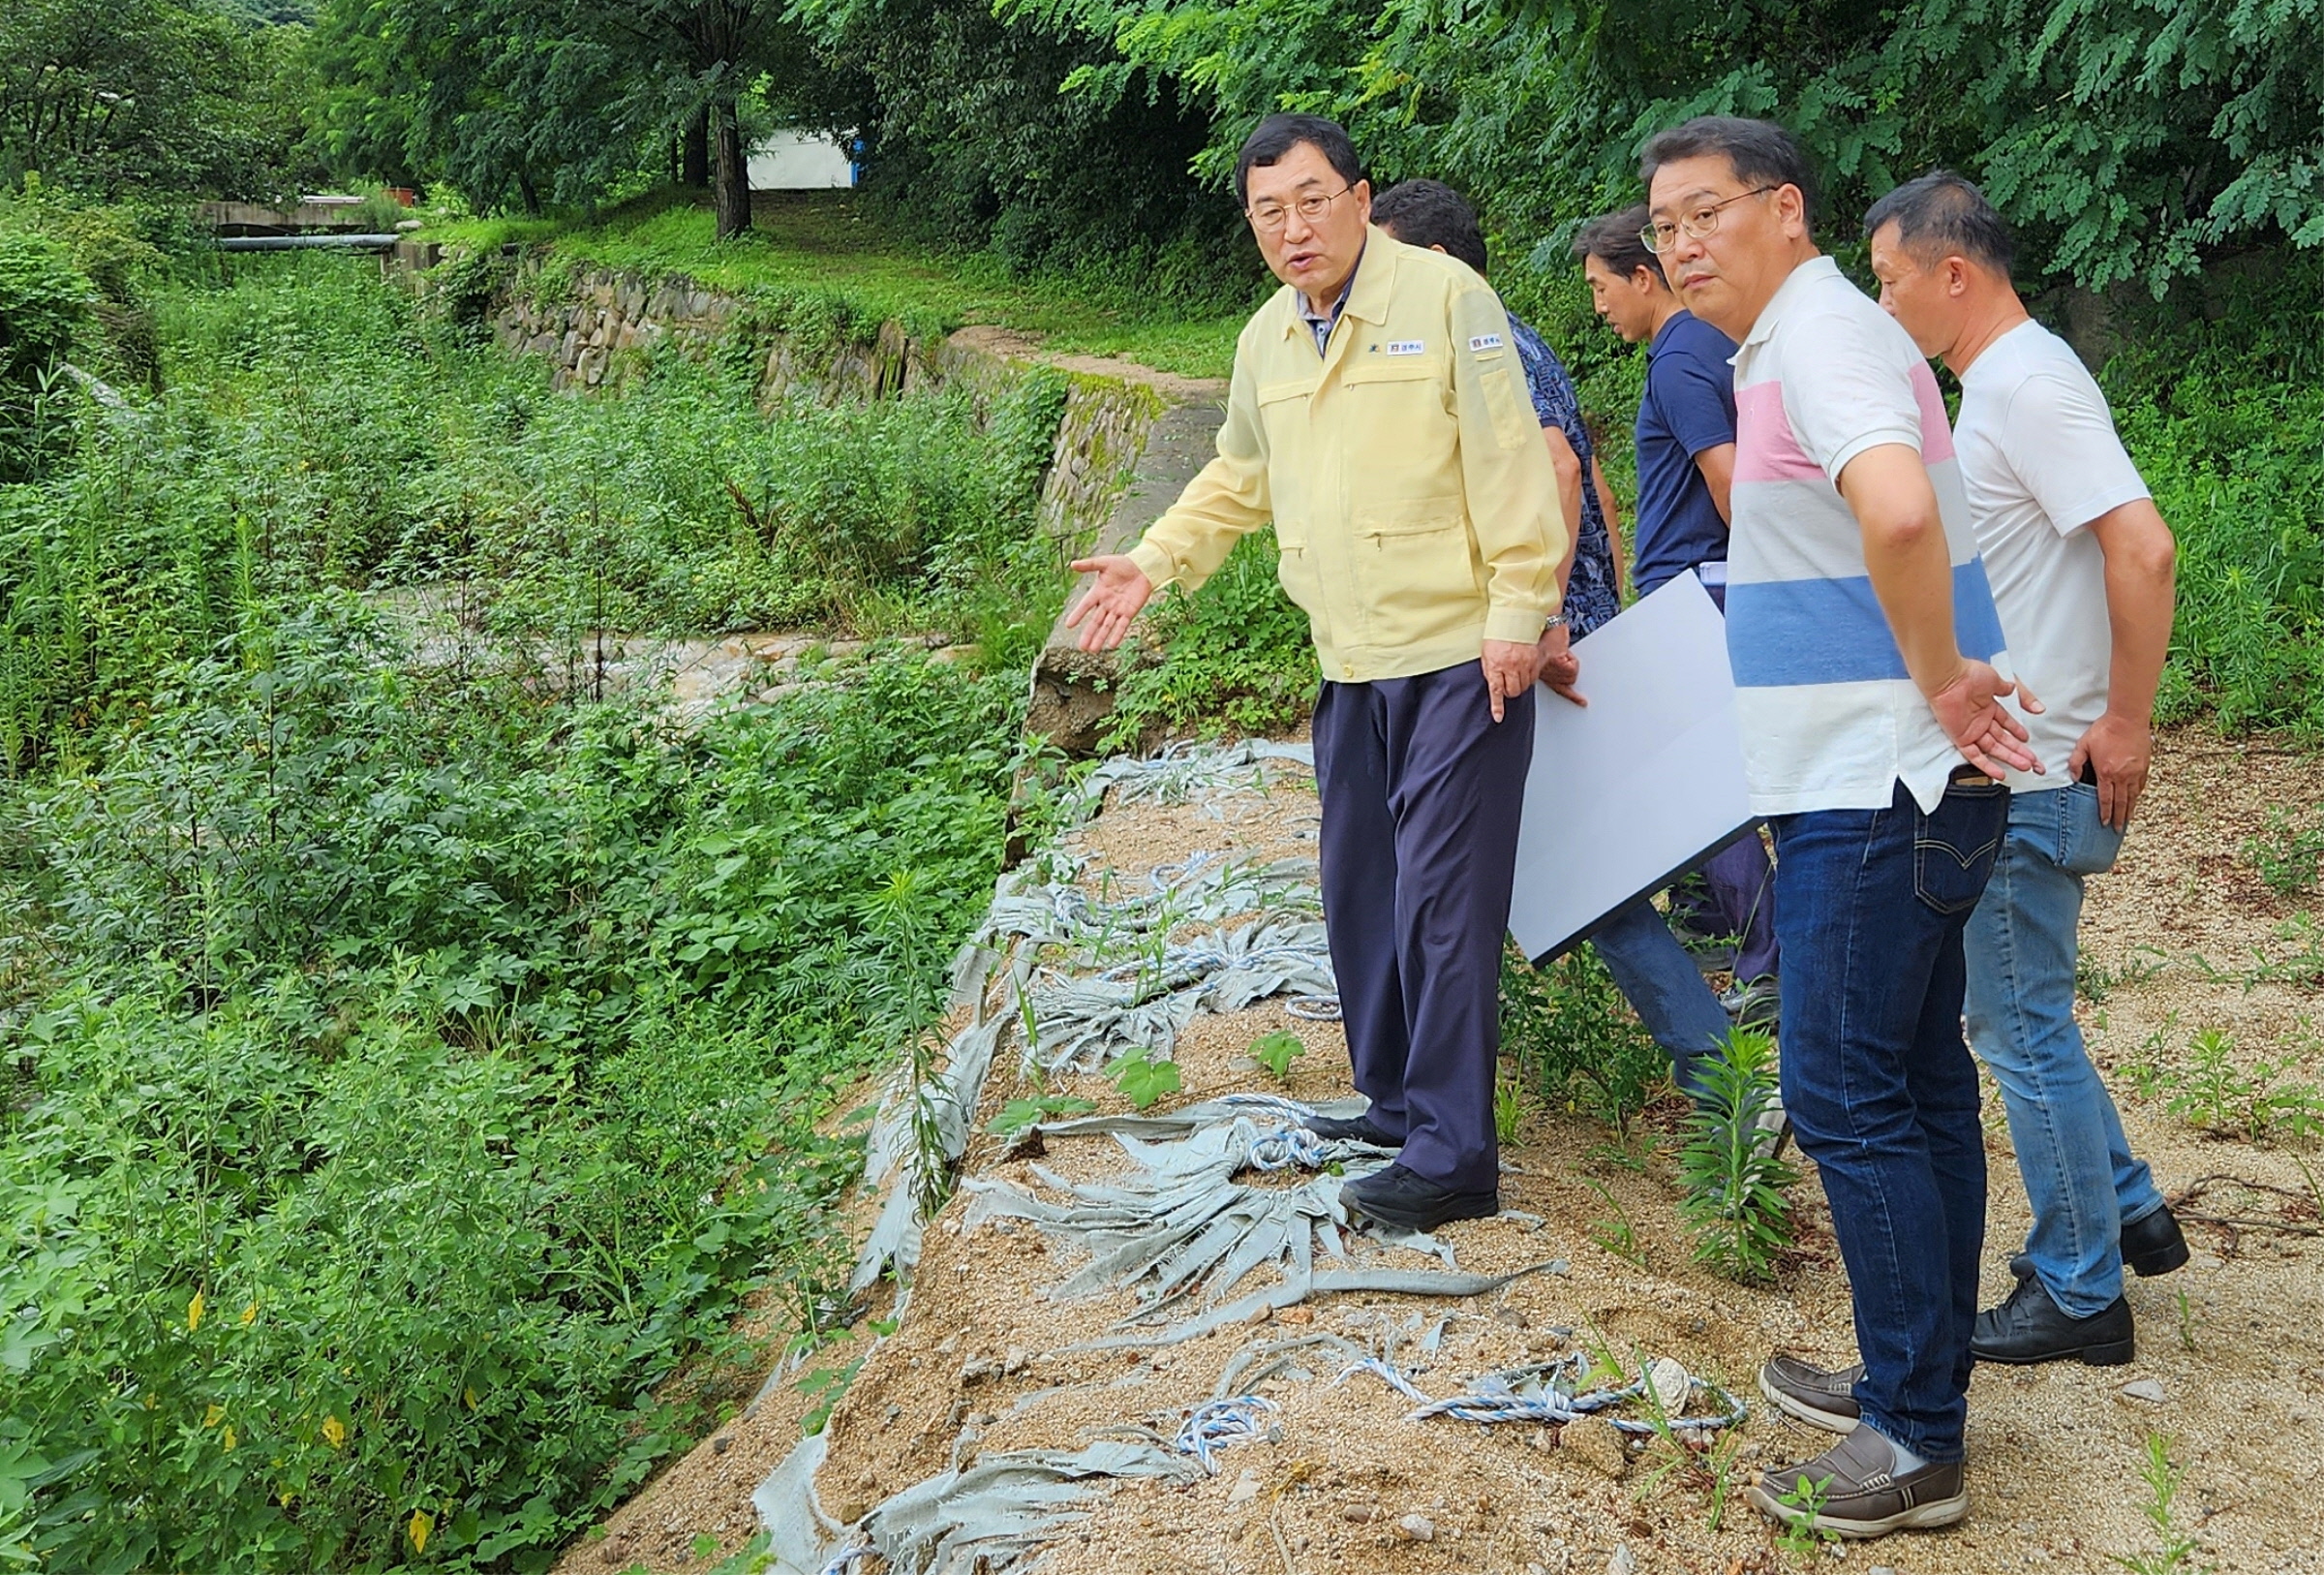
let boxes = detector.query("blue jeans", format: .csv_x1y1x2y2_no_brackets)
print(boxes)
1774,776,2007,1465
1963,784,2167,1318
1588,897,1733,1101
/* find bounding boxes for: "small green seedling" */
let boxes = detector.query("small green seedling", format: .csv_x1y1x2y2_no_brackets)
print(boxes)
796,1354,866,1436
1249,1030,1306,1082
2112,1433,2205,1575
987,1095,1097,1137
1111,1048,1182,1111
1772,1470,1838,1560
1494,1067,1524,1145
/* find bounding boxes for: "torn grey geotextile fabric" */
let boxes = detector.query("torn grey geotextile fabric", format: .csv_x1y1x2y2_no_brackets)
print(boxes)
1023,916,1335,1073
831,1441,1204,1575
757,1433,838,1574
966,1115,1399,1314
1075,739,1316,815
982,853,1323,954
1024,1092,1364,1143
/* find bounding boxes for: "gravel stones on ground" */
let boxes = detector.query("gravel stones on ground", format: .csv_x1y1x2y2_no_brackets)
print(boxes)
1560,1416,1630,1480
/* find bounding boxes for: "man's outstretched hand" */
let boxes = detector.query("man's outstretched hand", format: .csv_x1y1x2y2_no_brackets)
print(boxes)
1929,660,2044,779
1063,555,1154,652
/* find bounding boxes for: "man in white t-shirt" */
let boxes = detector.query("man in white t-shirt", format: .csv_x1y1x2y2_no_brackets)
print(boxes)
1642,116,2040,1542
1867,172,2186,1367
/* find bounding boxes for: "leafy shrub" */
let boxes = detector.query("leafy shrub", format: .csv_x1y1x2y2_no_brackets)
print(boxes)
0,593,1030,1568
1099,529,1315,748
1498,941,1670,1133
0,232,95,482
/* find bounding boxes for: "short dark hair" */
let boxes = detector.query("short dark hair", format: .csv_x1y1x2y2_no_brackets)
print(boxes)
1638,116,1819,231
1370,178,1488,275
1862,170,2015,276
1235,113,1366,208
1571,205,1666,286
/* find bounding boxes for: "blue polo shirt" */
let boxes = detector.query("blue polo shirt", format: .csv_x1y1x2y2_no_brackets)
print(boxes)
1633,309,1740,596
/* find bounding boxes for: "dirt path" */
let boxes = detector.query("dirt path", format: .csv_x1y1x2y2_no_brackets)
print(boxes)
563,724,2324,1575
947,324,1226,403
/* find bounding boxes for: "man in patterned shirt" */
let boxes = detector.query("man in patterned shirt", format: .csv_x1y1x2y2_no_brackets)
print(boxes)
1372,179,1738,1102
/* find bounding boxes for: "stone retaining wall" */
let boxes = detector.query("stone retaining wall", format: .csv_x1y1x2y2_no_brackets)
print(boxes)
484,262,1170,563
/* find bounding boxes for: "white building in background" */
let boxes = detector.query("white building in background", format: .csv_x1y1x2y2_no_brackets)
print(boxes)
749,131,855,190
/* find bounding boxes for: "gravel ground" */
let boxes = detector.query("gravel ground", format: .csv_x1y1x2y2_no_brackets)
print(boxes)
559,725,2324,1575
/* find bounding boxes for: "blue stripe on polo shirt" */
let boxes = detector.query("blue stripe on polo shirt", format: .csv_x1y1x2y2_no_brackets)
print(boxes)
1727,561,2007,688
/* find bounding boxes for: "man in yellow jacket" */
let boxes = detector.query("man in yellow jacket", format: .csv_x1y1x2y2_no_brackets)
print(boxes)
1067,113,1569,1232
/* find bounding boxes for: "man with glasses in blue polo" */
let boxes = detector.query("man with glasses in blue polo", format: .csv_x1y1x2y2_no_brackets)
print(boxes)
1065,112,1568,1234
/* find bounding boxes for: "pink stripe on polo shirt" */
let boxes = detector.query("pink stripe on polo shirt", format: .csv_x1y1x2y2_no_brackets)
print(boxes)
1731,382,1824,483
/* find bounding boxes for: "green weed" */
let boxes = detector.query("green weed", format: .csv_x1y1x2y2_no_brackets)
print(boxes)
1494,1064,1528,1146
1677,1030,1798,1285
1097,529,1316,750
1583,1179,1645,1267
2163,1027,2324,1142
2079,947,2167,1004
796,1356,868,1437
1110,1048,1181,1111
1249,1030,1306,1083
1501,942,1671,1137
2111,1434,2207,1575
1772,1470,1840,1560
2244,807,2324,895
988,1095,1097,1137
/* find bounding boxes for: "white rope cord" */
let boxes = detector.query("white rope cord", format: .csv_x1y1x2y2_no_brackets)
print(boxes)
1172,1395,1282,1471
1335,1350,1751,1436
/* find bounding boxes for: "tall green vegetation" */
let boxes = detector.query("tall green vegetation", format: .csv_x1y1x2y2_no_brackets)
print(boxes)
0,254,1070,1569
1009,0,2324,297
795,0,1256,308
0,254,1071,772
311,0,847,233
0,0,319,200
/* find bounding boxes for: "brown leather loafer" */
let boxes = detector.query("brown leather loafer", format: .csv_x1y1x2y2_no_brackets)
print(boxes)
1758,1353,1863,1434
1750,1426,1968,1539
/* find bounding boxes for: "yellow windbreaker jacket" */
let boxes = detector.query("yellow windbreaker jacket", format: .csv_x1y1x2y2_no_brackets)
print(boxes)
1126,228,1568,682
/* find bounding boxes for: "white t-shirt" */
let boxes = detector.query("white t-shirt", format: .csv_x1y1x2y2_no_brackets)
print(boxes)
1955,322,2151,791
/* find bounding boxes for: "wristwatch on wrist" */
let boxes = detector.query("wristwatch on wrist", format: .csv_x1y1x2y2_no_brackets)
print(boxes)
1542,612,1570,632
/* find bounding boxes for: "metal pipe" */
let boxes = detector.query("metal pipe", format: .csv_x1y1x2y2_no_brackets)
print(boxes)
213,233,403,252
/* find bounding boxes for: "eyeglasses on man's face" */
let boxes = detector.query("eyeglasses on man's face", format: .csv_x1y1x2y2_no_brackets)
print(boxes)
1640,185,1779,253
1246,186,1353,233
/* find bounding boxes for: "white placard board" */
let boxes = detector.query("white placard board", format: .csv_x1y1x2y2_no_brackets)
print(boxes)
1507,570,1758,963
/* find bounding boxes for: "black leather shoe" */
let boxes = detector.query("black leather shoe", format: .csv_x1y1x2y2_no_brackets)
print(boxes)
1972,1275,2134,1366
1304,1113,1402,1148
2007,1203,2190,1282
1342,1162,1496,1232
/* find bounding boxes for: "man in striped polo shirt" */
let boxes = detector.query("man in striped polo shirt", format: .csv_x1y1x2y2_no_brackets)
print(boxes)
1641,117,2042,1541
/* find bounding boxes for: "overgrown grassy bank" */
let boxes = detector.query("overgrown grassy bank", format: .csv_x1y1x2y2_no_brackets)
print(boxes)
432,193,1255,381
0,254,1073,772
0,255,1072,1569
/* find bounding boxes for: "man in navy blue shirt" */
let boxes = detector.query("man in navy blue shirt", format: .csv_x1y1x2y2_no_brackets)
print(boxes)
1374,179,1739,1105
1575,206,1780,1024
